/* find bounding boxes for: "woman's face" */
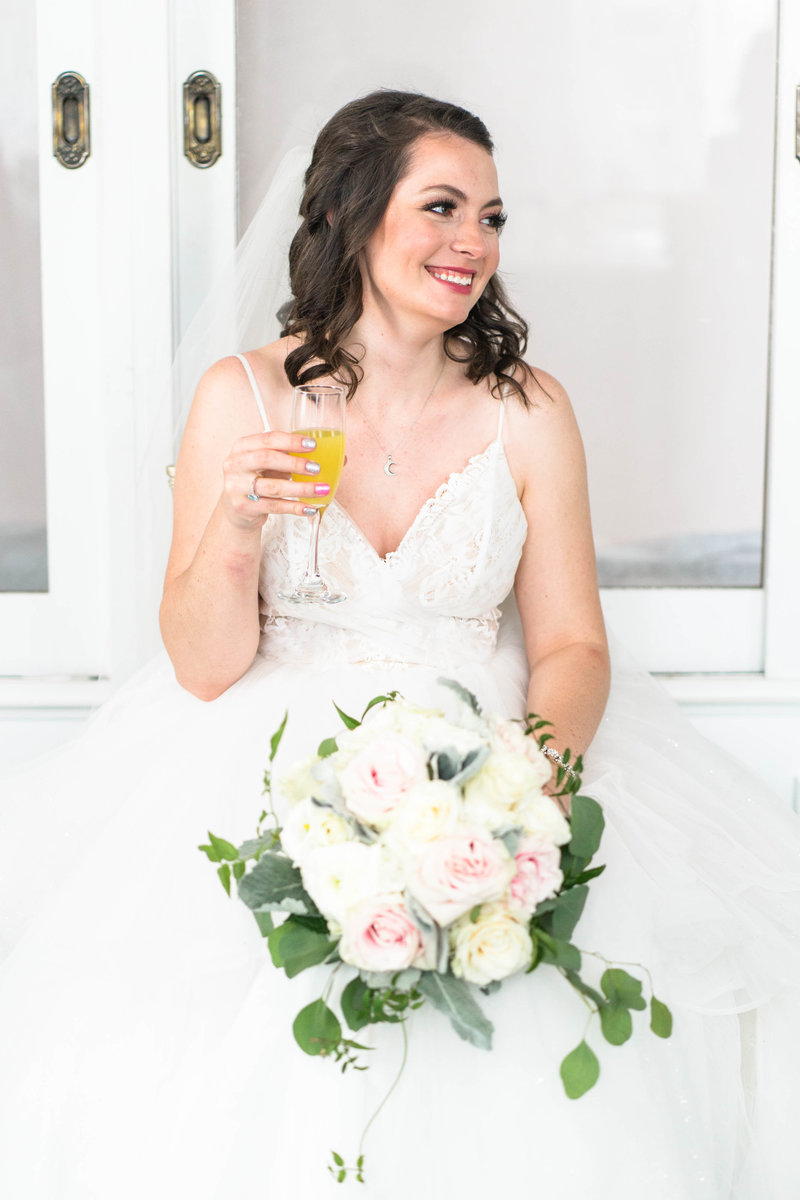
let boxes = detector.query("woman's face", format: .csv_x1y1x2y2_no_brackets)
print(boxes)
360,132,504,332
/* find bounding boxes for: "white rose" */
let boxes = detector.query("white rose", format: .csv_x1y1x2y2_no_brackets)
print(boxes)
516,793,571,846
278,755,318,806
364,699,439,741
450,903,533,986
280,798,353,867
487,716,552,785
462,750,547,829
299,842,401,925
420,717,487,761
337,731,429,829
384,780,461,855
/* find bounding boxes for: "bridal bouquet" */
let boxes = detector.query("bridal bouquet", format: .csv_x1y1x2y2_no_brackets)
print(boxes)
201,681,672,1182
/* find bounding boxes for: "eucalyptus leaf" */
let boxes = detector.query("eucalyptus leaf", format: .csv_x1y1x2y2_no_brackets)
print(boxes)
599,1003,633,1045
560,1040,600,1098
253,910,274,938
237,852,319,916
567,795,605,860
269,710,289,762
418,972,494,1051
237,836,272,861
538,938,582,971
358,967,421,990
341,977,372,1031
497,826,523,858
293,999,341,1056
601,968,647,1011
650,997,673,1038
563,969,605,1009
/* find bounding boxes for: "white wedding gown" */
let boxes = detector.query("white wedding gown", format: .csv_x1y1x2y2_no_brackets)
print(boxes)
1,359,799,1199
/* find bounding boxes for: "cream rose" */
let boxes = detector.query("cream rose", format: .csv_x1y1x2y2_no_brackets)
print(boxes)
339,894,429,973
507,834,564,916
338,732,429,828
384,780,461,853
407,828,516,926
450,903,533,986
516,793,571,846
487,715,553,781
462,749,548,829
278,755,318,807
300,842,401,925
279,798,352,867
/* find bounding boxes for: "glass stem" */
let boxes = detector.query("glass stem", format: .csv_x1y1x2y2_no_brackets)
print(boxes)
304,507,323,586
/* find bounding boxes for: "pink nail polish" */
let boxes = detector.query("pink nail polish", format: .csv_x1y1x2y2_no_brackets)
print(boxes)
314,483,331,495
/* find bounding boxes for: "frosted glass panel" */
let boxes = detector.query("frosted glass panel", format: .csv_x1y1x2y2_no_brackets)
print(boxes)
236,0,774,588
0,0,47,593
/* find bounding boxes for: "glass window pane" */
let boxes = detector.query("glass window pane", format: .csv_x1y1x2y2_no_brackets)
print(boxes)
0,1,47,593
235,0,774,590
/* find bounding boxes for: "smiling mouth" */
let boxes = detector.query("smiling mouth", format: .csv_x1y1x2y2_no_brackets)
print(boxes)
425,266,475,291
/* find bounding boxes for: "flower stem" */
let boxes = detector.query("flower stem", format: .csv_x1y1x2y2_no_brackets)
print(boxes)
357,1022,409,1163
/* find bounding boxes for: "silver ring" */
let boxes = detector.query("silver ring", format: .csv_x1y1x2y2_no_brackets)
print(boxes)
247,475,261,502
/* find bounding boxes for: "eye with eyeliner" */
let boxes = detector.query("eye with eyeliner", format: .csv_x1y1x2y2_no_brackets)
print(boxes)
422,198,507,230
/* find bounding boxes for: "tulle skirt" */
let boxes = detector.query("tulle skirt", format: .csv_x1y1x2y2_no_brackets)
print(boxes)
1,633,799,1199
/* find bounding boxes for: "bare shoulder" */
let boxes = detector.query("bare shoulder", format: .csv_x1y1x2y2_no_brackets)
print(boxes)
503,365,586,494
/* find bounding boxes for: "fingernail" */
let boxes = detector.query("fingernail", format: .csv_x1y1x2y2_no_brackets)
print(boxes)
303,505,318,515
305,460,321,474
301,437,316,449
314,483,331,495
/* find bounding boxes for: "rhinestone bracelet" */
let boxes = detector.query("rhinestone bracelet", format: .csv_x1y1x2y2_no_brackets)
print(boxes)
540,744,578,779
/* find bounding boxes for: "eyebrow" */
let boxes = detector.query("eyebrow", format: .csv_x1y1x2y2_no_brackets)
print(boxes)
420,184,504,209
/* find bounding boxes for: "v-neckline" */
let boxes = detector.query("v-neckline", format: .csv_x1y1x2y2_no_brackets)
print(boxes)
331,438,509,563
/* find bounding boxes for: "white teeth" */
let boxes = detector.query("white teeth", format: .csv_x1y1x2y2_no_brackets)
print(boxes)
431,269,473,287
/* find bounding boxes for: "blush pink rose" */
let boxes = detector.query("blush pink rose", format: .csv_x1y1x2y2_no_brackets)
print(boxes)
408,829,516,926
338,733,429,828
339,894,427,972
508,834,564,916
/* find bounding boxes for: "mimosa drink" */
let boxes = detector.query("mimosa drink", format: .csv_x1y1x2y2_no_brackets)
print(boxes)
292,428,345,509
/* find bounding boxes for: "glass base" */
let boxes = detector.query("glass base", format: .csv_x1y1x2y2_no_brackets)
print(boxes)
278,582,347,606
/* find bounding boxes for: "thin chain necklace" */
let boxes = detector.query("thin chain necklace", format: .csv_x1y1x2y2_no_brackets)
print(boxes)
353,358,446,478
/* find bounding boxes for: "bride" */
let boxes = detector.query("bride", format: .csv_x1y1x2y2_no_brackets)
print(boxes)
1,89,799,1200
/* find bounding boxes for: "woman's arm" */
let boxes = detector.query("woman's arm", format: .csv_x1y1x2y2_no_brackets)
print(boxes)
160,355,322,700
508,370,611,786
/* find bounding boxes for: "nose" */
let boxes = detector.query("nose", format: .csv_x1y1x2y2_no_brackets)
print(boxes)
450,215,489,259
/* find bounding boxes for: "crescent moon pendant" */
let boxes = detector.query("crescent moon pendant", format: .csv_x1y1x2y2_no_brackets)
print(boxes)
384,454,398,477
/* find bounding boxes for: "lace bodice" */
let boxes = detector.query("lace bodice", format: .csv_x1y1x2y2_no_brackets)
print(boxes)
236,356,528,670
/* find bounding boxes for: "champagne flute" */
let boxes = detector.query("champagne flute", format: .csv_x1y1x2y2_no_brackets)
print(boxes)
278,384,347,605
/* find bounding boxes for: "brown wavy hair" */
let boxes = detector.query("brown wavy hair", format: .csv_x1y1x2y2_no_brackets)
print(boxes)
280,90,531,406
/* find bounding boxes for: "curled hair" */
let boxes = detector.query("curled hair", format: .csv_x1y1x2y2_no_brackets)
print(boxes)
281,89,530,407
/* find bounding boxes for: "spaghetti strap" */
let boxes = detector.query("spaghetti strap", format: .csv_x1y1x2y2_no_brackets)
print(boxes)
496,396,506,441
235,353,270,432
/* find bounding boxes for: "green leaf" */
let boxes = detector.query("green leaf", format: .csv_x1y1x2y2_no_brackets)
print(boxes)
560,1040,600,1099
207,831,239,862
650,996,673,1038
269,710,288,763
567,795,605,860
563,969,605,1009
571,864,607,886
267,920,292,967
418,972,494,1050
253,910,274,938
272,920,337,978
469,905,481,923
237,851,319,916
293,999,341,1056
436,676,482,715
333,702,360,730
600,1003,633,1045
331,1151,344,1167
198,841,221,863
318,737,338,758
216,863,231,895
539,938,582,971
601,968,647,1011
233,860,246,882
341,977,373,1032
361,692,398,720
537,885,588,942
